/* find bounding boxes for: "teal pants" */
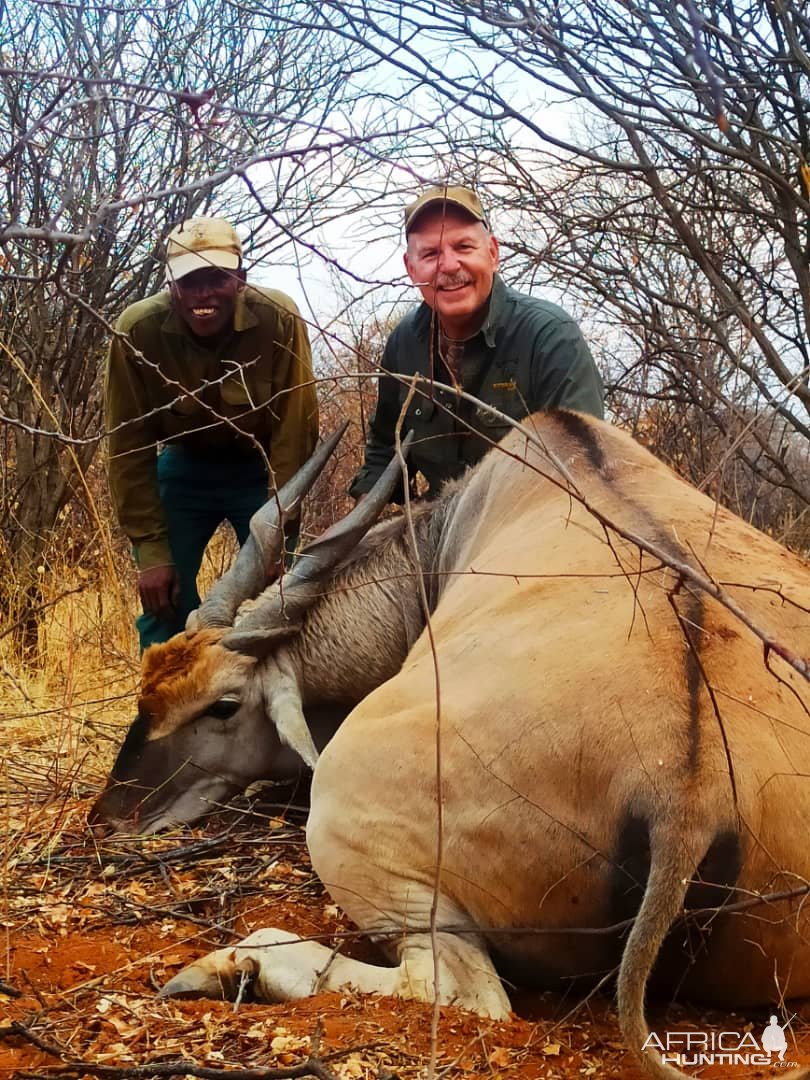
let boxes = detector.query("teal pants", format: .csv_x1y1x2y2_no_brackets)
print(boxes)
135,445,270,651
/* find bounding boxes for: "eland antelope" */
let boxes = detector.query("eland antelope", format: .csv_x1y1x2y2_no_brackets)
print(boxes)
92,411,810,1080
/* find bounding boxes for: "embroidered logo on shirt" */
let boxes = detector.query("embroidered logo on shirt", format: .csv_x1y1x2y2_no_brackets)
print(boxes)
492,380,517,391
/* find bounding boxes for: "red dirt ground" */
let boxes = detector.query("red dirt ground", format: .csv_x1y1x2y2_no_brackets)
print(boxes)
2,796,810,1080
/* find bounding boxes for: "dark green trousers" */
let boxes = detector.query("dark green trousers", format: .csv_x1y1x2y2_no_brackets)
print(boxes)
135,445,271,651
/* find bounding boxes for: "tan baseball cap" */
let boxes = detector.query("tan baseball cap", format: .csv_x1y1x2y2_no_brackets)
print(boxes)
404,185,488,235
165,217,242,281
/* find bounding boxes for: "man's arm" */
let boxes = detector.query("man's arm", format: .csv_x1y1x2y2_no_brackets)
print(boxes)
105,323,173,573
529,313,605,419
348,336,409,500
263,301,319,492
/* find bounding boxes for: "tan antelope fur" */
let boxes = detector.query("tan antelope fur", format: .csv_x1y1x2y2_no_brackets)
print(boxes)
92,411,810,1080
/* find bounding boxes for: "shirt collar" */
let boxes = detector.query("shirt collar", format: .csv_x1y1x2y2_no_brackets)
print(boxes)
481,274,508,347
413,273,508,348
233,288,259,331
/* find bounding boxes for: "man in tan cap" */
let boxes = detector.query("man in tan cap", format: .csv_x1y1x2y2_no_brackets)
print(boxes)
105,216,319,650
349,185,603,501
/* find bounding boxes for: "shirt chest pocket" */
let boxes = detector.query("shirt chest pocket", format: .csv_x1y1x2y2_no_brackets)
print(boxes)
472,382,522,438
170,379,252,417
221,371,254,407
169,392,205,418
479,375,522,416
221,372,276,411
405,394,437,432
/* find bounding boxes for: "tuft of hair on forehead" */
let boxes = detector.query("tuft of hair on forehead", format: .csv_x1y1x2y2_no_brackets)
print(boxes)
137,628,254,737
141,628,225,692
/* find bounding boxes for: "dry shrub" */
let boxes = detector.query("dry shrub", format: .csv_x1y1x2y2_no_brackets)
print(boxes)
0,447,140,840
302,328,387,540
614,398,810,556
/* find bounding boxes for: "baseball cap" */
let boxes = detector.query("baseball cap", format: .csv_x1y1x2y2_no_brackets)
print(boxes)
403,185,488,235
165,217,242,282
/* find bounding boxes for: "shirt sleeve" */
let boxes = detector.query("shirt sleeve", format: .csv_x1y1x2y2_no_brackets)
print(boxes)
265,303,319,493
104,322,172,570
348,335,408,499
530,314,605,419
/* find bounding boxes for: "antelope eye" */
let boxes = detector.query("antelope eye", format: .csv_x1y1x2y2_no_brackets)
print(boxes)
207,697,241,721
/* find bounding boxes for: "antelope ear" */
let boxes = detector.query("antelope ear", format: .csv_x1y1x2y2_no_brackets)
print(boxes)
258,662,319,769
272,696,319,769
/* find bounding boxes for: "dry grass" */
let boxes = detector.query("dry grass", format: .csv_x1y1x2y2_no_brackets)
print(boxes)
0,517,248,854
0,550,134,879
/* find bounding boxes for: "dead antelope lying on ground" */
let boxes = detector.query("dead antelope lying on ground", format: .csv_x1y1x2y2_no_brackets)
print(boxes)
92,411,810,1080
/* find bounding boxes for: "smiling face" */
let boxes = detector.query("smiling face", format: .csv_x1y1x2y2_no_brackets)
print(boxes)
403,205,499,338
170,266,246,340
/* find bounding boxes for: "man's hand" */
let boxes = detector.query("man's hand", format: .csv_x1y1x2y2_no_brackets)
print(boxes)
138,565,180,618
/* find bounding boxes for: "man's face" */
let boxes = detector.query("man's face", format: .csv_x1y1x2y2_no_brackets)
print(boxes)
169,266,245,339
403,206,499,337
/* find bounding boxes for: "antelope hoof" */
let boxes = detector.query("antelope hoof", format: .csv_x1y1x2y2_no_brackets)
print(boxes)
159,948,240,1000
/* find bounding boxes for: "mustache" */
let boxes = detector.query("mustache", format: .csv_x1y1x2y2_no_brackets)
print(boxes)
435,274,473,289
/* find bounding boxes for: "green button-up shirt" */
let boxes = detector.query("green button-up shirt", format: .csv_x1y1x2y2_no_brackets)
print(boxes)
105,285,319,570
349,275,604,499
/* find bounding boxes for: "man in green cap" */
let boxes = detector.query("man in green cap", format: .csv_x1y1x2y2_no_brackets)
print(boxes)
349,185,603,501
105,216,319,651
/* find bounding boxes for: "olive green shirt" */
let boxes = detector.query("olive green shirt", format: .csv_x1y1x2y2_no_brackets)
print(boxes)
349,275,604,499
105,285,319,570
